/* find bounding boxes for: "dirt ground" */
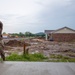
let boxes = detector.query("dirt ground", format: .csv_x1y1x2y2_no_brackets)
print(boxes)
3,38,75,58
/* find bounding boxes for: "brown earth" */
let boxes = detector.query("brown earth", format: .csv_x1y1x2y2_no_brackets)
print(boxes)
4,38,75,58
5,40,30,47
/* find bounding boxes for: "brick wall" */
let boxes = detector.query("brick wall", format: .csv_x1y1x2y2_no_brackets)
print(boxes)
52,33,75,42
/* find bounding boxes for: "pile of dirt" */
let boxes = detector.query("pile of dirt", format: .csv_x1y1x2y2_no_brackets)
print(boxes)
5,40,31,47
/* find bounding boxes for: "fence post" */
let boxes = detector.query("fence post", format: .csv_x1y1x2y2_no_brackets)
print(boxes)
23,42,26,54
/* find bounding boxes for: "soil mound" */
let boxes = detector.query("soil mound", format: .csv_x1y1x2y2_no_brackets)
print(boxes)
5,40,30,47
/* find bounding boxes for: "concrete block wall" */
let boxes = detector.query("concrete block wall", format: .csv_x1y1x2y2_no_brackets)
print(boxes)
52,33,75,42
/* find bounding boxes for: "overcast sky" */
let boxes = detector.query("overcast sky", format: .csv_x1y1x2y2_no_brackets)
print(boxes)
0,0,75,33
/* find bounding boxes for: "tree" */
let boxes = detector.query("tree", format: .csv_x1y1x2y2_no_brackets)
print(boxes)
35,32,45,37
25,32,33,37
19,32,24,37
3,32,6,34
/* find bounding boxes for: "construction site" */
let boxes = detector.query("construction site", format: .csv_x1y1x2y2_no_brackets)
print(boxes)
3,38,75,59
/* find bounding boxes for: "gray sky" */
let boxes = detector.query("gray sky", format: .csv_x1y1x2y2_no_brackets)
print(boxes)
0,0,75,33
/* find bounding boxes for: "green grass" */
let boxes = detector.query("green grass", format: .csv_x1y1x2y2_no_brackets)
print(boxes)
5,53,48,61
48,54,75,62
50,54,69,59
47,58,75,62
0,53,75,62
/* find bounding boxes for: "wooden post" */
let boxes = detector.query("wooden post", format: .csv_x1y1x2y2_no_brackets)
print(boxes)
23,42,30,55
26,48,29,54
23,43,26,54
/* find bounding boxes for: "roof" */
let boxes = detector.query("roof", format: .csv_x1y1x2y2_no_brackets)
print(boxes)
45,30,54,34
53,26,75,33
54,26,75,32
45,26,75,34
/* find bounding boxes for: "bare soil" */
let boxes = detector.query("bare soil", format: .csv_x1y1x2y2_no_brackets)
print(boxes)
3,38,75,58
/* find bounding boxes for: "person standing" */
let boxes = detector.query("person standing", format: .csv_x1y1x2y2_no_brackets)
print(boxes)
0,21,5,61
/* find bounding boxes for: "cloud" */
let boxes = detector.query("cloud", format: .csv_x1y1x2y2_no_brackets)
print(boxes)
35,0,75,28
0,0,75,33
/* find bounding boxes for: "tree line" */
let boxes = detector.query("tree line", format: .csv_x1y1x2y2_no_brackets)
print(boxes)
3,32,45,38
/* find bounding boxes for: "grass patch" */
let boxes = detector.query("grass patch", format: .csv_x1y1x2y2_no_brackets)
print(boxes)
6,53,48,61
1,53,75,62
67,58,75,62
47,58,75,62
50,54,69,59
49,54,75,62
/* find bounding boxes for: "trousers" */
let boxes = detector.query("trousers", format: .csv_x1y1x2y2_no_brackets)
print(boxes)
0,45,5,61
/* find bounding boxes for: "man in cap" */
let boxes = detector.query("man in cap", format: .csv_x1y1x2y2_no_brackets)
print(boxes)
0,21,5,61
